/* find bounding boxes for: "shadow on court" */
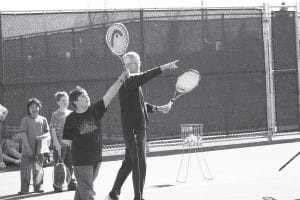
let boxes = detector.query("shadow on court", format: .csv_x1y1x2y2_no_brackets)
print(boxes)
0,191,60,200
148,183,175,188
0,165,19,173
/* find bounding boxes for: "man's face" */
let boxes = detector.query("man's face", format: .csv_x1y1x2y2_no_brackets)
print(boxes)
74,91,90,110
124,56,141,73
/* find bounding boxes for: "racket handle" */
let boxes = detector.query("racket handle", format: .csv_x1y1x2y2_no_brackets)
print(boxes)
167,101,174,106
279,151,300,171
171,94,181,102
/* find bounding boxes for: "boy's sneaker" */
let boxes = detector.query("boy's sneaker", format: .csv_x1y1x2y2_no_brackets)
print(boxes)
17,191,28,195
67,182,77,191
53,186,63,193
34,189,44,193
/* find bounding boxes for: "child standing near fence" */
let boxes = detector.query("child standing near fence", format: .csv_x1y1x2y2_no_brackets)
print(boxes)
50,91,76,192
18,98,51,195
0,104,8,168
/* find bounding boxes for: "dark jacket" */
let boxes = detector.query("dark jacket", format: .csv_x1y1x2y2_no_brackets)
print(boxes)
119,67,162,130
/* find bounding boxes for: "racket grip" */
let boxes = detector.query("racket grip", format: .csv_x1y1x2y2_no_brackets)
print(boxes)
167,101,174,106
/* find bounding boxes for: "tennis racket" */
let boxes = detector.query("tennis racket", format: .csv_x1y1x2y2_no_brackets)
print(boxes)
106,23,129,65
22,153,44,188
0,104,8,121
52,156,71,189
35,154,44,187
278,151,300,171
170,69,201,103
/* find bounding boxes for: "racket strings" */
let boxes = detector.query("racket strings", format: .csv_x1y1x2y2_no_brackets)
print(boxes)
22,155,44,186
106,23,129,56
176,71,200,93
52,162,71,189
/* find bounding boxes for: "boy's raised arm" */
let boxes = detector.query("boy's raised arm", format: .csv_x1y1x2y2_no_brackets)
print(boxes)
103,69,130,108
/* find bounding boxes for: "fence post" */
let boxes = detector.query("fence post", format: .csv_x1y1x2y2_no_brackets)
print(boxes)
262,3,276,140
139,9,151,145
139,9,146,70
295,3,300,128
0,13,6,140
72,28,76,72
103,22,112,142
0,12,3,105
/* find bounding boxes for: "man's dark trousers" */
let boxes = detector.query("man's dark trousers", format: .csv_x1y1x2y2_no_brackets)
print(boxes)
110,129,146,200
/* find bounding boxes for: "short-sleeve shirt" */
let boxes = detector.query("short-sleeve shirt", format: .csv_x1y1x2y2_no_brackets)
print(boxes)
20,115,50,155
50,109,72,147
63,99,106,166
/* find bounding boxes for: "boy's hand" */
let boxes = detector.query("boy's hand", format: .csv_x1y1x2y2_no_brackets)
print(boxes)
27,148,33,156
54,142,62,156
160,60,179,71
35,135,43,141
119,68,130,82
0,161,6,168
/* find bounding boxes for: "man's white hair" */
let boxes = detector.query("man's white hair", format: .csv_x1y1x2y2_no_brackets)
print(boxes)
122,51,140,62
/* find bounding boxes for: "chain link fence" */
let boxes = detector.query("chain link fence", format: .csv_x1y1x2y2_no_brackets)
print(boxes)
0,8,298,144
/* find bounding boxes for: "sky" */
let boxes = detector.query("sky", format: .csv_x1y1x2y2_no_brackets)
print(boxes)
0,0,299,11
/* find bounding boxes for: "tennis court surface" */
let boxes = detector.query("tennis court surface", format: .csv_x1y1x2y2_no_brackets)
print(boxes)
1,140,300,200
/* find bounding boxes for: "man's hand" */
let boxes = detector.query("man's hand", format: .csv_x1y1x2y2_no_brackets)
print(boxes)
160,60,179,71
158,101,173,114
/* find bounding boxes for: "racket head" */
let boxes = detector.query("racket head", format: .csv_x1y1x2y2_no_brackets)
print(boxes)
176,69,201,93
35,154,44,186
21,154,44,187
106,23,129,56
0,104,8,121
52,161,71,189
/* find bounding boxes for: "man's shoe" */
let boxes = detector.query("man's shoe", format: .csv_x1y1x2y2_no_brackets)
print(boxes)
105,193,119,200
104,195,112,200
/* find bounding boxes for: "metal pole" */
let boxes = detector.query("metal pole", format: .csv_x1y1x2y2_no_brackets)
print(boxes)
295,2,300,129
71,28,76,77
140,9,146,70
0,13,3,141
0,13,3,105
263,3,276,140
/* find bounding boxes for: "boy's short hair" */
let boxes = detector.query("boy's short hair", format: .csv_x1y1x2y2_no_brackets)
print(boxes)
27,98,42,115
69,86,86,108
54,91,68,102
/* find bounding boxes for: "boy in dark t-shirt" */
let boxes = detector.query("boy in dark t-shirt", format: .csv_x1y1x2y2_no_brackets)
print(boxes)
62,69,129,200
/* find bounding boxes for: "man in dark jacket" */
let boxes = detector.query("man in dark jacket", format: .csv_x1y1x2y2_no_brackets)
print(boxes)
106,51,178,200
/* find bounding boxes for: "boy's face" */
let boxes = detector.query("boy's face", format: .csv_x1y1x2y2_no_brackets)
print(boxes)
29,103,40,118
12,133,22,141
57,96,69,109
74,91,90,110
